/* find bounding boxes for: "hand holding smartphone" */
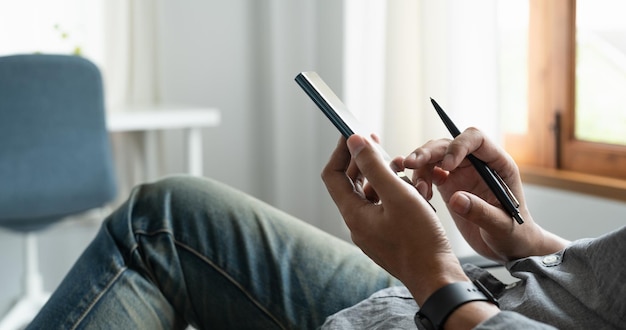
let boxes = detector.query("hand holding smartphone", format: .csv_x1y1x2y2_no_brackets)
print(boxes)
295,71,435,211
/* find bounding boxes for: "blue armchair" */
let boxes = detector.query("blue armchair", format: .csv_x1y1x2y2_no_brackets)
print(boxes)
0,54,117,329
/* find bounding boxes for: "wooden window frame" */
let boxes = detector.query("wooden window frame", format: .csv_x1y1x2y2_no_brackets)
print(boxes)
504,0,626,202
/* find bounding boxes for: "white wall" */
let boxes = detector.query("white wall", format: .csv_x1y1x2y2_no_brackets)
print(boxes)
154,0,349,239
524,184,625,240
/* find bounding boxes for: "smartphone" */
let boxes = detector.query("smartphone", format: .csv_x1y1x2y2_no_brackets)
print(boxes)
295,72,364,138
295,71,416,188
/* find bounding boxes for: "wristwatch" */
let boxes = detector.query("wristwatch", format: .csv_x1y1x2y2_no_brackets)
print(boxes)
415,280,499,330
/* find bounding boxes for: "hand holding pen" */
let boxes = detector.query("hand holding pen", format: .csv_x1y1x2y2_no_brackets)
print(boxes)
429,98,524,225
402,113,572,263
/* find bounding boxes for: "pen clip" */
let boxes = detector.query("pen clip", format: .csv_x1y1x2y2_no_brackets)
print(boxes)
491,169,520,208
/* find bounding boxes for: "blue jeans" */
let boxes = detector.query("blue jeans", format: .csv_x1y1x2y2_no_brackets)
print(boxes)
28,176,397,329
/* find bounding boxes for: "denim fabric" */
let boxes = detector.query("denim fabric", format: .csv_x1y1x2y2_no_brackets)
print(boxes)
28,176,398,329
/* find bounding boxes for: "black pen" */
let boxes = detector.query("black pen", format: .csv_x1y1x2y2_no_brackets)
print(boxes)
430,98,524,225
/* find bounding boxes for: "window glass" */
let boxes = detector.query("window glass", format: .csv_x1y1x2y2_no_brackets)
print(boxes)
576,0,626,145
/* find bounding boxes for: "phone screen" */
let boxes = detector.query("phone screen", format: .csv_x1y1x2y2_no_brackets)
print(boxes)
295,71,393,162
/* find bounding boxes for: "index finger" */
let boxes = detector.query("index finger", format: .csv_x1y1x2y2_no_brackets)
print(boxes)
442,127,513,173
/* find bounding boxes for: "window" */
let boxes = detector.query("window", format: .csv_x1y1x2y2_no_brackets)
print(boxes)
0,1,104,63
575,0,626,146
502,0,626,201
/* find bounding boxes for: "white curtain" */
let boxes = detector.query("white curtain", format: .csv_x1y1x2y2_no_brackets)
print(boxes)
245,1,350,238
102,0,159,109
99,0,162,201
145,1,351,239
344,0,500,256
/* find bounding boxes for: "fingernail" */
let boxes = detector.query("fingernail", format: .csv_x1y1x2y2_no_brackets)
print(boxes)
347,136,366,157
415,180,428,197
441,154,454,170
451,193,471,215
405,152,424,164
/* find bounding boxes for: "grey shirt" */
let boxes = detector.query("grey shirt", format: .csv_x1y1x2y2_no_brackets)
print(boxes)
322,225,626,329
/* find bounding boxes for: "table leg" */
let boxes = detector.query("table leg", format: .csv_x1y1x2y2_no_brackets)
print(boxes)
144,130,158,180
186,127,203,176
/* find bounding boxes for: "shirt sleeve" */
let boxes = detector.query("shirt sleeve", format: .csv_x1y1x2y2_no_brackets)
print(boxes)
474,311,558,330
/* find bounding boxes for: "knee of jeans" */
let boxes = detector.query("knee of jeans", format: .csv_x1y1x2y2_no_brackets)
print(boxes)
109,175,230,231
147,175,205,195
139,175,224,208
138,175,240,215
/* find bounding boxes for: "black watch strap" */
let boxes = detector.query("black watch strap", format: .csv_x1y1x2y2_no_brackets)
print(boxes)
415,280,499,330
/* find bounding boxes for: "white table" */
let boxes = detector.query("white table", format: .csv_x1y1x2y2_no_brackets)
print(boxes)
106,106,221,179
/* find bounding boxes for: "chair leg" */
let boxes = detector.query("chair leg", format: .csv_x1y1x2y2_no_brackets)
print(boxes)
0,233,50,330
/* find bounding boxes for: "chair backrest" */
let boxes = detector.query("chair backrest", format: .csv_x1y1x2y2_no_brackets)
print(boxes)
0,54,117,232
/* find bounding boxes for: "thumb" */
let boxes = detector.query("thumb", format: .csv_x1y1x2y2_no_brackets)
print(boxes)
346,135,405,200
448,191,510,232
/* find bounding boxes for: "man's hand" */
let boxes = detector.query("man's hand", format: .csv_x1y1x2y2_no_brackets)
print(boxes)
403,127,569,262
322,135,468,305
